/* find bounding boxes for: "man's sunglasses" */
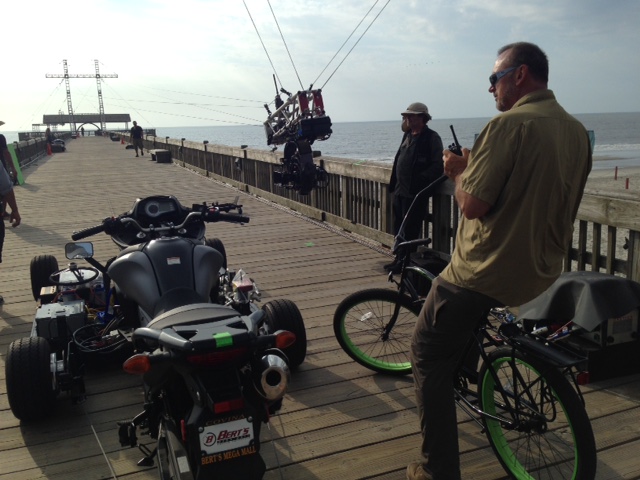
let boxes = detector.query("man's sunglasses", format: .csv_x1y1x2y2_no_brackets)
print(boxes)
489,66,518,87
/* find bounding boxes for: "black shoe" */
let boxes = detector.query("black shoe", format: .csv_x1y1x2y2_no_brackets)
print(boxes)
0,295,4,305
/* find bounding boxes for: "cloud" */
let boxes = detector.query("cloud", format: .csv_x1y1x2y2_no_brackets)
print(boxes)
1,0,638,132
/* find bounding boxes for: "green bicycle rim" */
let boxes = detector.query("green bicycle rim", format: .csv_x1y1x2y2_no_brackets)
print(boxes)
338,321,412,373
481,356,579,480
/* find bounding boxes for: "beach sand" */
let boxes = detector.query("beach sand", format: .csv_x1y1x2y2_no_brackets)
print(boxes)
586,158,640,194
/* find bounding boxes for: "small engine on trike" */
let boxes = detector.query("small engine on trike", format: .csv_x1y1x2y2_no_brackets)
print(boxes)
6,251,110,417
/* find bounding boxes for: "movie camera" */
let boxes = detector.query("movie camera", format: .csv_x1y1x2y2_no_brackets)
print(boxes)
264,80,332,195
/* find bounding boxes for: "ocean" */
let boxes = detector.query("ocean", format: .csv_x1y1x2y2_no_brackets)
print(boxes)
3,112,639,169
155,112,640,170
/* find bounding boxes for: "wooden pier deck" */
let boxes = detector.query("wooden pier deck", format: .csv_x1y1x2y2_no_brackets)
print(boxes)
1,137,639,480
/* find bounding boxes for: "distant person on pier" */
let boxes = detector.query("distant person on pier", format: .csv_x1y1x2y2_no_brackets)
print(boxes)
130,121,144,157
44,127,54,145
80,127,85,136
0,130,22,304
386,102,443,273
406,42,592,480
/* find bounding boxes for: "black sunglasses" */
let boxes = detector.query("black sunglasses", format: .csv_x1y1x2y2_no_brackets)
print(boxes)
489,66,518,87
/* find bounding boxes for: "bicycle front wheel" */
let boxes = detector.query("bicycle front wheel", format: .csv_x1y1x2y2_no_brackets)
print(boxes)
478,347,596,480
333,288,422,375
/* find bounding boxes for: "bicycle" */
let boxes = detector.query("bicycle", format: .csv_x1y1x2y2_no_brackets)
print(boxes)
333,179,599,479
334,176,449,376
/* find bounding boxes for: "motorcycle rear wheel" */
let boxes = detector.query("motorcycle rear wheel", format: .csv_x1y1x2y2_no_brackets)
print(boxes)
262,299,307,368
6,336,56,421
157,419,192,479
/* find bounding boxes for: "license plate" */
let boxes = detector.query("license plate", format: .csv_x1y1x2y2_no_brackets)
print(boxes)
199,417,254,455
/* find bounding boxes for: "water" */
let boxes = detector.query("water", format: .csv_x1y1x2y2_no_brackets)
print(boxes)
3,112,638,166
155,112,640,167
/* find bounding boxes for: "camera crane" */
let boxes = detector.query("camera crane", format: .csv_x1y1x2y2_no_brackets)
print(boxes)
245,0,390,195
263,76,331,195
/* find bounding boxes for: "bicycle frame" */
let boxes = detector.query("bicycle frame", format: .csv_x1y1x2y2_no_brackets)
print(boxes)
380,175,450,339
381,238,437,341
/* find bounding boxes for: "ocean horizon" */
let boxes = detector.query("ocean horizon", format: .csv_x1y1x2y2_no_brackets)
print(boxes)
3,112,639,168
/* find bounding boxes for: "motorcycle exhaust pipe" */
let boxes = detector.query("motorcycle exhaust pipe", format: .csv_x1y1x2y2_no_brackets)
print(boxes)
254,353,290,402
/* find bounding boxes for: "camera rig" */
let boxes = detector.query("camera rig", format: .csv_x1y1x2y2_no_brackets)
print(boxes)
264,81,332,195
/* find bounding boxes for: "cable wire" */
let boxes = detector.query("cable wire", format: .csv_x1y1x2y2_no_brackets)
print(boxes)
321,0,391,90
243,0,285,91
267,0,304,91
312,0,381,88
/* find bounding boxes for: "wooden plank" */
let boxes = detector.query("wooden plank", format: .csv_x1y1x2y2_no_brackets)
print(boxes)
1,138,639,480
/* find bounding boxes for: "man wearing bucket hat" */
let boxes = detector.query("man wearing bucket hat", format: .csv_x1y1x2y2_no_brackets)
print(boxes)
386,102,443,273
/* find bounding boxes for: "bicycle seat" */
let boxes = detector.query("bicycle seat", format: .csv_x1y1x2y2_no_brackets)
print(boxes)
517,271,640,331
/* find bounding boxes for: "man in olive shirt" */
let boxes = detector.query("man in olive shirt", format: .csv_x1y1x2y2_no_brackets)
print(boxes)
407,42,592,480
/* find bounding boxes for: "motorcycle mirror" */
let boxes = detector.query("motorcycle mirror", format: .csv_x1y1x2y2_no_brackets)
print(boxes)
65,242,94,260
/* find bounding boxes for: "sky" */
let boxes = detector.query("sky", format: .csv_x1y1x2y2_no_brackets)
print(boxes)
2,0,639,133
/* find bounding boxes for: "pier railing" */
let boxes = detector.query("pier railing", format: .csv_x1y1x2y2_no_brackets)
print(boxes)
125,134,640,282
10,133,72,168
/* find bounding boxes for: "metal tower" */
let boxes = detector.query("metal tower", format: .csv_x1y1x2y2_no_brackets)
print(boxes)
46,59,118,133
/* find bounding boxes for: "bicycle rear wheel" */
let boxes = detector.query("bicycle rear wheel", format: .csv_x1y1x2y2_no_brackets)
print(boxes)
478,347,596,480
333,288,422,375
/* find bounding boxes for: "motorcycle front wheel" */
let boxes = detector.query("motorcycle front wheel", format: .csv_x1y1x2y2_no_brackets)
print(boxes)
205,237,227,270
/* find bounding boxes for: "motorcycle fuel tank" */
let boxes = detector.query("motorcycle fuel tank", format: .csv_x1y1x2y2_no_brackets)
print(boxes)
108,238,224,317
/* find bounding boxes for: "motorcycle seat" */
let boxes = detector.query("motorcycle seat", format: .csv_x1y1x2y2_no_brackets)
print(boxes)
147,303,241,331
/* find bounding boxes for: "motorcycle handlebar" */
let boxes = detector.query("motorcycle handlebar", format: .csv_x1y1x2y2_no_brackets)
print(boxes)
71,223,106,240
205,211,250,224
72,205,249,241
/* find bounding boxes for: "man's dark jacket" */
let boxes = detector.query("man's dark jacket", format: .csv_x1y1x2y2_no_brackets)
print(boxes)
389,127,443,196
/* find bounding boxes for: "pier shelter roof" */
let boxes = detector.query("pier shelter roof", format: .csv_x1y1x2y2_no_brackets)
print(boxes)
43,113,131,125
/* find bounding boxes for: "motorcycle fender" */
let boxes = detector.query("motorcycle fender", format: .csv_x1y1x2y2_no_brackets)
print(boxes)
108,251,160,316
193,245,224,300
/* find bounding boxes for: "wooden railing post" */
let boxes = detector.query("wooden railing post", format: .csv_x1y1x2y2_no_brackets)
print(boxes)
628,230,640,282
